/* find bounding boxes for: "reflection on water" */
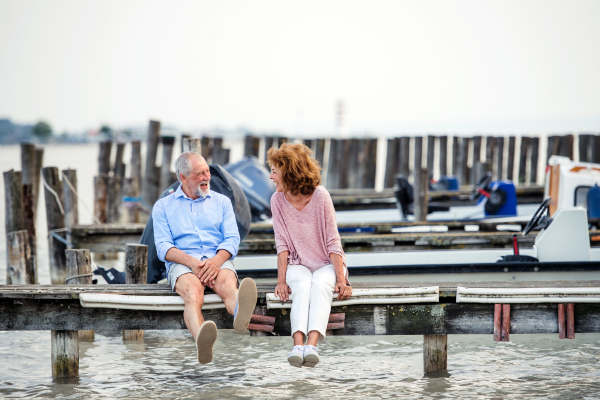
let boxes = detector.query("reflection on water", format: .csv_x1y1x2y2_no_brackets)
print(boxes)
1,330,600,399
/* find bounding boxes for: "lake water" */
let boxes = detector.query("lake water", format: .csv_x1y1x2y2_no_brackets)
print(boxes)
1,143,600,398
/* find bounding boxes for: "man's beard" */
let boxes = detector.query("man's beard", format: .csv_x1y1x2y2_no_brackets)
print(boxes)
196,181,210,198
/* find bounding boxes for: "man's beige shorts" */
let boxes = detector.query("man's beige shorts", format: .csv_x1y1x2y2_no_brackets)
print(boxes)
167,260,237,292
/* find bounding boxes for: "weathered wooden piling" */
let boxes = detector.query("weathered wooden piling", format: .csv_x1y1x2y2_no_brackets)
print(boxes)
460,137,470,186
439,136,448,176
530,137,539,185
518,137,530,184
159,136,175,192
4,170,24,285
559,134,574,159
182,138,202,154
107,175,122,223
114,142,126,179
495,137,504,180
7,230,32,285
423,334,447,373
426,136,435,173
123,244,148,340
244,135,260,158
43,167,67,284
212,137,230,165
131,141,142,183
62,169,78,230
93,174,109,224
66,249,94,341
20,143,39,218
98,141,112,175
51,329,79,380
201,137,211,161
507,137,516,181
22,183,37,282
250,307,270,337
566,303,575,339
413,137,423,176
485,137,496,178
414,168,429,221
142,120,161,207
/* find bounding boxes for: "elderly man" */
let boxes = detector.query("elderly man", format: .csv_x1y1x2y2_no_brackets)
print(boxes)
152,151,257,364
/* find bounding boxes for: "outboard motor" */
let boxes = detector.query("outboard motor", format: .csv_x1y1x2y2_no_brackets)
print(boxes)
471,172,518,217
429,175,460,191
394,175,450,219
224,157,276,222
138,164,252,283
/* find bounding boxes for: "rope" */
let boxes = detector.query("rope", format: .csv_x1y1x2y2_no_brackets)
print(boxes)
48,229,73,247
41,172,65,215
65,273,93,283
61,171,103,225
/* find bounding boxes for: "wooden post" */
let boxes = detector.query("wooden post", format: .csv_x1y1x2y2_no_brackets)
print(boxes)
62,169,78,230
347,139,360,189
495,137,505,180
182,138,202,154
399,137,410,178
42,167,67,285
4,170,25,284
384,138,399,188
250,307,269,337
493,304,502,341
518,137,530,184
326,139,342,189
314,139,326,168
114,142,126,178
591,135,600,164
546,135,559,163
142,120,161,207
485,137,495,177
244,135,260,158
413,137,423,184
559,134,574,160
439,136,448,176
7,230,31,285
123,244,148,340
22,184,37,283
66,249,94,341
160,136,176,191
20,142,38,220
212,138,230,165
460,138,470,186
471,136,482,185
201,137,211,161
33,147,44,215
98,141,112,175
426,135,435,173
107,176,123,223
414,168,429,222
123,177,141,223
530,137,539,185
507,137,516,181
93,174,109,224
501,304,510,341
130,141,142,183
51,330,78,380
423,334,447,373
451,137,460,177
181,134,190,153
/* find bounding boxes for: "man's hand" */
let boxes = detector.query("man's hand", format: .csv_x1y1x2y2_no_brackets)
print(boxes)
334,280,352,301
197,257,224,288
274,282,292,302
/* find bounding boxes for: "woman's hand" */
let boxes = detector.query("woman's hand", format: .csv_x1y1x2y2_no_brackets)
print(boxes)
275,282,292,302
335,280,352,301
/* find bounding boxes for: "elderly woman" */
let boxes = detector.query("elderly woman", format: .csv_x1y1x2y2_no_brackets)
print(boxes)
268,143,352,368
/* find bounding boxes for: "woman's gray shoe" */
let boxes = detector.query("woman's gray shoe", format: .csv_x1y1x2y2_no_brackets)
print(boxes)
303,345,319,368
287,345,304,368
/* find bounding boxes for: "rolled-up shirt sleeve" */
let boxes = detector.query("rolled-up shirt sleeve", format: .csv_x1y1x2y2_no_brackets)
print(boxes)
216,197,240,259
271,197,289,255
152,200,176,262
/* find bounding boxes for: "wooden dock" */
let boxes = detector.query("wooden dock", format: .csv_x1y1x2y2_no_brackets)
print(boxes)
2,281,600,376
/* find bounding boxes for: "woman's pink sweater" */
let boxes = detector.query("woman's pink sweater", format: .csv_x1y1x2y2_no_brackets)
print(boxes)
271,185,346,272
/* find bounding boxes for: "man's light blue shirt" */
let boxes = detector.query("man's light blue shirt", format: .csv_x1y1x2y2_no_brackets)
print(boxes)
152,185,240,274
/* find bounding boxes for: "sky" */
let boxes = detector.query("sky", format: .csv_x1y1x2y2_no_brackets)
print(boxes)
1,0,600,136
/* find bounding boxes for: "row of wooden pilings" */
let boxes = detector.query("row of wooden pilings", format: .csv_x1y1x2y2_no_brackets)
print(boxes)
244,133,599,189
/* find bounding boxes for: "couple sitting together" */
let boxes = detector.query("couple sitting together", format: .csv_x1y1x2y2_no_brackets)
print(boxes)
153,143,351,367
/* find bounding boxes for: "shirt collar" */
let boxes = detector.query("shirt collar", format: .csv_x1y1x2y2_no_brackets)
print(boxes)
174,185,212,201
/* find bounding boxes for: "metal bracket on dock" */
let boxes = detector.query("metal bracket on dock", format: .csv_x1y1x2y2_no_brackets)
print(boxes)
266,287,439,309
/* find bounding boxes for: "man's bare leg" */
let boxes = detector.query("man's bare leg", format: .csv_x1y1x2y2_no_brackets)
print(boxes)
175,273,217,363
212,270,257,332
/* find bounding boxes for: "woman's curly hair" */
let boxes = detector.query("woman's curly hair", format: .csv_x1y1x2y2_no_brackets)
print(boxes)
267,142,322,196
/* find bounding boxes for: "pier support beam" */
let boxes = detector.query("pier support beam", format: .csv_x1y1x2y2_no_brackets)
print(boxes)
66,249,94,341
42,167,67,285
423,334,447,373
123,244,148,340
51,330,79,380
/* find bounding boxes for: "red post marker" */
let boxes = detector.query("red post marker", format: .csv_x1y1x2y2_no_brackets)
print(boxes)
250,314,276,325
328,313,345,323
512,234,520,256
501,304,510,342
558,304,566,339
247,323,274,333
494,304,502,341
326,321,345,330
566,303,575,339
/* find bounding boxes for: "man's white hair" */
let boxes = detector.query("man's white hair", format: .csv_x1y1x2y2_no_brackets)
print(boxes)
175,151,205,182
